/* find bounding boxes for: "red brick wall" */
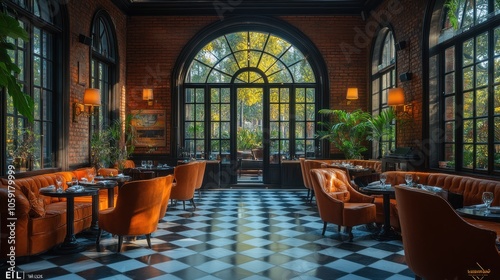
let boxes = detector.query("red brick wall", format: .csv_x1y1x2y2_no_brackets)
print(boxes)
366,0,427,149
67,0,127,167
125,15,368,156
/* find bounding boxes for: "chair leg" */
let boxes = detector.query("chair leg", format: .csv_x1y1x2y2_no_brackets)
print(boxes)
322,222,327,235
338,225,341,232
182,201,186,210
197,188,202,199
415,276,422,280
117,236,123,252
309,190,315,203
347,227,353,242
190,198,196,209
146,233,152,249
95,228,102,252
306,189,310,201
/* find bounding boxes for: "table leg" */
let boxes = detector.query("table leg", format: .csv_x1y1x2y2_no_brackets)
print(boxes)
53,197,85,254
375,193,400,241
107,188,115,208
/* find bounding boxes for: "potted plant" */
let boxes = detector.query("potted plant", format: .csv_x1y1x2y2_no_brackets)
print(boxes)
316,109,371,159
7,129,39,171
367,107,396,159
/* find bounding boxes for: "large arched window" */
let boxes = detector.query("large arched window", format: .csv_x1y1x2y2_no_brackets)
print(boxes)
371,28,396,159
4,0,64,172
90,11,117,129
176,18,327,185
428,0,500,175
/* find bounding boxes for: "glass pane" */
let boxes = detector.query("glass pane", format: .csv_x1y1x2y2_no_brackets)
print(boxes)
270,122,279,139
463,144,474,169
295,122,305,138
196,89,204,102
306,88,315,102
476,62,488,87
445,121,455,142
444,96,455,121
185,104,194,120
221,88,230,102
280,105,289,121
445,46,455,72
495,27,500,56
444,143,455,162
296,104,305,121
495,117,500,141
296,88,305,102
476,32,488,61
495,144,500,170
444,73,455,94
306,104,315,121
186,88,195,103
463,92,474,118
185,122,195,138
476,0,488,24
211,123,220,138
463,120,473,143
221,123,230,139
463,39,474,66
495,57,500,83
220,104,230,121
476,118,488,142
476,144,488,169
463,66,474,90
195,104,204,121
306,122,315,138
476,88,488,116
270,104,279,121
211,104,219,120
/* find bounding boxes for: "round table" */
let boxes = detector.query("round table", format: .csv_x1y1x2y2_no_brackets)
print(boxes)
456,206,500,222
40,188,98,254
360,185,400,241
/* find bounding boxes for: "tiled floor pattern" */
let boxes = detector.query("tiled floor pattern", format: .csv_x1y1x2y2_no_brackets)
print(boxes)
8,190,415,279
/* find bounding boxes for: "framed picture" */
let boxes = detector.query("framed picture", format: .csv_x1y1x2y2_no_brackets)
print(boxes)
131,109,166,147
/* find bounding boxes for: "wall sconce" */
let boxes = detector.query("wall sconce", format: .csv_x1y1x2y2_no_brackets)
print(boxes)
143,88,154,106
388,87,412,116
73,88,101,122
346,87,358,104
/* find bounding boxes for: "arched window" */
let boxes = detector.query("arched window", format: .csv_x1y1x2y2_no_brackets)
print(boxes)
176,18,327,185
371,28,396,158
90,11,117,129
428,0,500,174
4,0,64,172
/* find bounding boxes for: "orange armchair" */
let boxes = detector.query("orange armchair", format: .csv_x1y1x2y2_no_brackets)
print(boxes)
310,168,376,241
158,175,174,221
170,162,199,210
394,185,500,279
96,176,170,252
194,160,207,199
302,160,328,203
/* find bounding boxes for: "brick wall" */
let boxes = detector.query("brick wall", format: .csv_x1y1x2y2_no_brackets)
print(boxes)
67,0,127,167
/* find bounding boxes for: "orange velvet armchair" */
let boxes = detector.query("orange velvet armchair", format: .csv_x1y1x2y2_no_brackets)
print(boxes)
302,160,327,203
194,160,207,199
394,185,500,279
170,162,199,210
310,168,376,241
96,176,170,252
158,175,174,221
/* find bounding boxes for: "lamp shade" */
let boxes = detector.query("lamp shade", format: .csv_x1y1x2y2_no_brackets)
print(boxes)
346,88,359,100
83,88,101,106
388,87,405,106
143,89,154,100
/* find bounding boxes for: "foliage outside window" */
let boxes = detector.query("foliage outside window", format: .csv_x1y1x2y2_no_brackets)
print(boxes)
429,0,500,174
183,30,318,162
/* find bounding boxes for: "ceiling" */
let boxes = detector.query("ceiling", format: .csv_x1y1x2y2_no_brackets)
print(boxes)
112,0,383,16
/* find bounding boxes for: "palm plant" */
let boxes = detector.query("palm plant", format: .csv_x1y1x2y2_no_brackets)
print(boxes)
316,109,371,159
367,107,396,158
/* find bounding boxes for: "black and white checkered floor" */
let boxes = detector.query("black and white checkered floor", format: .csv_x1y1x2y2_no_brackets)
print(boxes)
11,190,415,279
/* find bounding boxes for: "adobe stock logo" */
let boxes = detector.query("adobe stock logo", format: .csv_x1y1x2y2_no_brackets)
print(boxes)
5,271,24,280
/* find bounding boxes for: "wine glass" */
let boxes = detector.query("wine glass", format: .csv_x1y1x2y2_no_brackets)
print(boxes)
141,160,146,168
482,192,494,215
71,176,78,187
380,173,387,188
55,176,63,193
147,160,153,168
405,174,413,186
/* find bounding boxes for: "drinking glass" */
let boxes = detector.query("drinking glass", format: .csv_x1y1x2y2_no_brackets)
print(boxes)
380,173,387,188
147,160,153,168
482,192,494,215
405,174,413,186
71,177,78,187
141,160,147,168
87,169,95,183
55,176,63,193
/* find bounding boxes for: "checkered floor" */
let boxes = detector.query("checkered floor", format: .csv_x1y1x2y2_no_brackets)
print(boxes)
8,190,415,279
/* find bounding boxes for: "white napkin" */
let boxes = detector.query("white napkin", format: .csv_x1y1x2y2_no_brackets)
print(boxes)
66,185,84,192
39,185,55,193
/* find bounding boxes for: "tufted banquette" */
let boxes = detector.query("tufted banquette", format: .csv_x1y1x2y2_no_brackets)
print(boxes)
0,168,118,260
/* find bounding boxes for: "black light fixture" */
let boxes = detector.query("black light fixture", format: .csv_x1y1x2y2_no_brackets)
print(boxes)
395,40,406,51
79,34,92,46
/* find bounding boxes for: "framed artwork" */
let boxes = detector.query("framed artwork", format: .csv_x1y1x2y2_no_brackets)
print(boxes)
131,109,166,147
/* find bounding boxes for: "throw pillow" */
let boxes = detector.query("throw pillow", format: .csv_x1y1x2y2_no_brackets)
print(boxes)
27,189,46,218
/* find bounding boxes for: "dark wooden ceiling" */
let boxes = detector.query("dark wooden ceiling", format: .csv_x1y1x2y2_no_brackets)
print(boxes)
112,0,383,16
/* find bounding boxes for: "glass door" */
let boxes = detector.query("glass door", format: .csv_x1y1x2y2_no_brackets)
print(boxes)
236,88,263,183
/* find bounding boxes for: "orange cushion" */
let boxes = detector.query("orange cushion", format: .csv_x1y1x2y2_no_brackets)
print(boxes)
27,189,45,218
